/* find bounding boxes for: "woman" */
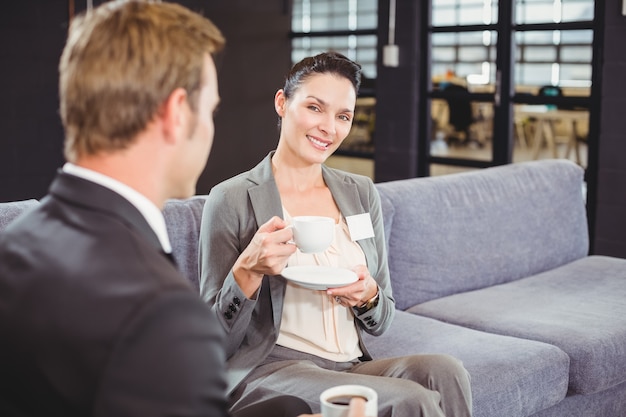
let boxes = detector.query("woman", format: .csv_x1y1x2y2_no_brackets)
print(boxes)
199,52,472,417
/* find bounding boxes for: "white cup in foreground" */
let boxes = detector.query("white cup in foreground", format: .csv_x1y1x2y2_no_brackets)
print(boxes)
320,384,378,417
291,216,334,253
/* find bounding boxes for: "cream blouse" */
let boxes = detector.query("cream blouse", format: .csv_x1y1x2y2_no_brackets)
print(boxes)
277,208,366,362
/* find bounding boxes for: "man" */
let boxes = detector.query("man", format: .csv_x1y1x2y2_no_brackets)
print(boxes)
0,1,226,415
0,1,320,416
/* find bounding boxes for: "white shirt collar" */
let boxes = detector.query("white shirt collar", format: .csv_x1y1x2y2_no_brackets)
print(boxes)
62,163,172,253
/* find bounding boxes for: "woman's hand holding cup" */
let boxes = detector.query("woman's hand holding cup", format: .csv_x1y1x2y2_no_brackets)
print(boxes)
232,216,297,298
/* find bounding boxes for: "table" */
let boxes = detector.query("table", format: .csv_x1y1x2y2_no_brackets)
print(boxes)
514,105,588,164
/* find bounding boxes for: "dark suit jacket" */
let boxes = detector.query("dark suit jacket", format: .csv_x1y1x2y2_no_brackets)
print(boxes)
0,172,229,417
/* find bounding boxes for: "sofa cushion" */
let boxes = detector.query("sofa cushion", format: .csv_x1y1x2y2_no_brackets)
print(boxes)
0,199,39,233
163,196,207,291
363,310,569,417
374,159,589,309
409,255,626,395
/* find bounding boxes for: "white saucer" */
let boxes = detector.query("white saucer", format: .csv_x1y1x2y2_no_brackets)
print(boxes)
281,266,358,290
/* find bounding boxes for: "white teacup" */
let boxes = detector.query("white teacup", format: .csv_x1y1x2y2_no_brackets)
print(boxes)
291,216,334,253
320,384,378,417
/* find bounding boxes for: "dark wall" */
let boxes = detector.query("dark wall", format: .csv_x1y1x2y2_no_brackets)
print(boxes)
374,0,421,182
181,0,292,194
0,1,67,202
593,0,626,257
0,0,290,202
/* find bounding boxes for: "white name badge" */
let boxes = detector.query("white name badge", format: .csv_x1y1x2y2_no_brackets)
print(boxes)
345,213,375,242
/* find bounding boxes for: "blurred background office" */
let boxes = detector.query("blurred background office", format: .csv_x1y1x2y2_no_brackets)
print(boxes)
1,0,624,258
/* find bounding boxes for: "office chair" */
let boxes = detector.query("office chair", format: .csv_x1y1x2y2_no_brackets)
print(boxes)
442,83,485,148
538,85,562,99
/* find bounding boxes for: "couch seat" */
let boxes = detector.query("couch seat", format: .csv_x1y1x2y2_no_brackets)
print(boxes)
409,255,626,395
363,310,569,417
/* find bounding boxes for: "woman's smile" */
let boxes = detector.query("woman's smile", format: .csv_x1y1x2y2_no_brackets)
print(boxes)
307,135,331,150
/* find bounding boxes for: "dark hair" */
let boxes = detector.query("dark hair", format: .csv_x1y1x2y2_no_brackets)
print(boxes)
282,52,362,99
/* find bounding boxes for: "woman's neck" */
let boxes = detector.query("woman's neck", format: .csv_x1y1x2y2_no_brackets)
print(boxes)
271,150,325,193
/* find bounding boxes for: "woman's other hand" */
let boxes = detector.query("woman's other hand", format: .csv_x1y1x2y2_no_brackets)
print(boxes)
326,264,378,308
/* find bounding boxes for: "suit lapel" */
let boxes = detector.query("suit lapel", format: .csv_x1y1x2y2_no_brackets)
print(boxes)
322,166,377,272
248,182,283,227
246,152,283,224
323,167,364,218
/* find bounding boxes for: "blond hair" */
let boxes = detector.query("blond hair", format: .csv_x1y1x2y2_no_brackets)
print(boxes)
59,0,225,161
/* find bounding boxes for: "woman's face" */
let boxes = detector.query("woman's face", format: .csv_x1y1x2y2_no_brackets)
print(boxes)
275,72,356,165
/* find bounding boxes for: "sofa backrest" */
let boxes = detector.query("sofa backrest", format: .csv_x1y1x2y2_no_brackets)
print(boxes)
375,159,589,310
163,196,207,292
0,199,40,233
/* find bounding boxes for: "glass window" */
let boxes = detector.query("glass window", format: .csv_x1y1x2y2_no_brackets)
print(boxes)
432,46,457,62
355,2,378,29
433,32,461,46
291,0,378,78
524,46,557,62
458,30,490,45
432,0,498,26
459,46,489,61
561,1,594,22
516,0,594,24
561,45,592,62
560,29,593,44
516,1,555,24
291,34,377,79
518,31,555,44
515,29,593,88
427,0,595,174
560,64,592,86
515,63,554,86
431,31,497,88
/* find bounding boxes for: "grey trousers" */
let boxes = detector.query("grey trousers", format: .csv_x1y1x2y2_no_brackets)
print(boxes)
229,345,472,417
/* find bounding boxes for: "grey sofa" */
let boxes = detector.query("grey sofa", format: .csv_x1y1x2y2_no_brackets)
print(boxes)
2,159,624,417
365,159,626,417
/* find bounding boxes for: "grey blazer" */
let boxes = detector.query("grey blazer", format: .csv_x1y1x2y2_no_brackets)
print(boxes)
199,152,395,394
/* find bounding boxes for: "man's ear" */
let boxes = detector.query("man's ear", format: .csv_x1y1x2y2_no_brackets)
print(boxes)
274,89,286,117
160,87,189,144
